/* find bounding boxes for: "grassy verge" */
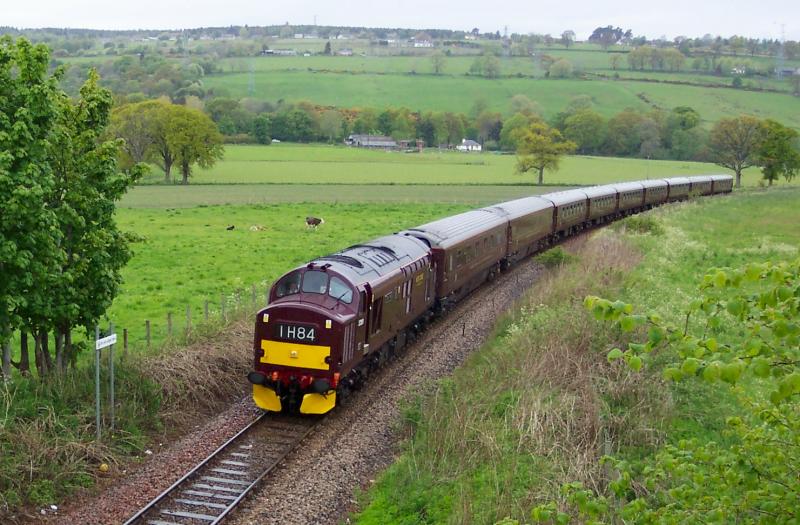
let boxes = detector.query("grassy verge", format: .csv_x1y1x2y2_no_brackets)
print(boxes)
354,187,800,523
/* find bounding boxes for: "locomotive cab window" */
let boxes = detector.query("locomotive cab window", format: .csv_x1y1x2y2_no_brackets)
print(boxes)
302,270,328,294
275,271,302,298
328,276,353,304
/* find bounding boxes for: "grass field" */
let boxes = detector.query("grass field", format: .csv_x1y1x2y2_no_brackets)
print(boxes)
203,70,800,127
354,186,800,523
120,184,572,208
138,144,765,187
108,203,470,347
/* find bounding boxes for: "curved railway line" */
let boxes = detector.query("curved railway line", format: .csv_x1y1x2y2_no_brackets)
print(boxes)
122,415,318,525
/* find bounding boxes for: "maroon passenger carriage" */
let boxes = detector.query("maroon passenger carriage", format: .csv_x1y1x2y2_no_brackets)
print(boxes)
247,175,733,415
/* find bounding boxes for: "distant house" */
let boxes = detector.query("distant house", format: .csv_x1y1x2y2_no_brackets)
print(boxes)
263,49,297,56
456,139,482,152
346,134,398,149
413,32,434,48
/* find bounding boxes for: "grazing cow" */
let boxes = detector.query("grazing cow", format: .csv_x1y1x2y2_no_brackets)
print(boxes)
306,216,325,229
226,225,235,231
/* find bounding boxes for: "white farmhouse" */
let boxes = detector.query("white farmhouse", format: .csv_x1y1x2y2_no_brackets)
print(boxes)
456,139,482,152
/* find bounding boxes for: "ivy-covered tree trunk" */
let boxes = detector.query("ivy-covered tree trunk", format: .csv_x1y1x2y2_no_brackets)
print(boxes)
1,339,10,381
538,167,545,185
34,333,46,378
164,160,172,183
40,329,53,373
181,161,190,185
17,331,30,375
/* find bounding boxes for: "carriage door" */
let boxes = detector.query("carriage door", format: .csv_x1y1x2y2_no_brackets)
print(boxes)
356,289,368,355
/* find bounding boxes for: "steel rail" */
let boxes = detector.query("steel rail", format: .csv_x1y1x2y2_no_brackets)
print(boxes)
122,413,317,525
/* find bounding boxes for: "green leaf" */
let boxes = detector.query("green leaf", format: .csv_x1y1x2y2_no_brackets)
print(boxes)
681,358,701,375
627,355,643,372
703,361,721,382
607,348,623,362
751,357,771,378
664,367,683,381
713,270,727,288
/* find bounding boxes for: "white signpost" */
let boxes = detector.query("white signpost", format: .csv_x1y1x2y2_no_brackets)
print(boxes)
95,324,116,441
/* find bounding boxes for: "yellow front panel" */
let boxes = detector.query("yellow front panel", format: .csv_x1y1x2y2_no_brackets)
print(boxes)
300,391,337,415
253,384,282,412
260,340,331,371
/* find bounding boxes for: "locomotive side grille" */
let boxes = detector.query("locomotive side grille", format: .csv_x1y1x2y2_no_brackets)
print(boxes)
343,323,354,362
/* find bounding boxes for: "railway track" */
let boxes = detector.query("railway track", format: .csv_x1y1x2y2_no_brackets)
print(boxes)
123,414,318,525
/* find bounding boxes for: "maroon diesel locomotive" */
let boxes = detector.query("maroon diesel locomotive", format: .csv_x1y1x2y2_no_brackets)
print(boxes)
248,175,733,415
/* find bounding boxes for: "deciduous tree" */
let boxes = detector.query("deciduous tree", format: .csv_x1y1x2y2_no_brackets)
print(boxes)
167,107,224,184
0,37,62,379
431,50,446,75
757,119,800,185
47,69,144,370
709,115,763,188
563,110,606,154
515,122,576,184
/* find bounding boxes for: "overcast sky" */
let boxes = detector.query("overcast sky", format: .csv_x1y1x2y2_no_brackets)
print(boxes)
4,0,799,40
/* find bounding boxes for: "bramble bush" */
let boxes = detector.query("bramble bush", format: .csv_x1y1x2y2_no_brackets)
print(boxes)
531,258,800,523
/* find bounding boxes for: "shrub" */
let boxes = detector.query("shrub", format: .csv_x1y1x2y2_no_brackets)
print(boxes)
615,215,664,235
535,246,578,267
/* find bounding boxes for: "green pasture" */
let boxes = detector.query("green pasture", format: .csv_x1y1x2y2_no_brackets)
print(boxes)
203,70,800,127
108,203,470,348
119,184,569,208
140,144,763,187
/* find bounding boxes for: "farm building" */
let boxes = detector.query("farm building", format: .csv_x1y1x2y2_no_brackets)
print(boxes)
456,139,482,152
346,134,398,149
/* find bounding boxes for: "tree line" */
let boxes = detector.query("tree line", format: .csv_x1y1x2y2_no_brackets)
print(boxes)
510,111,800,187
1,37,141,379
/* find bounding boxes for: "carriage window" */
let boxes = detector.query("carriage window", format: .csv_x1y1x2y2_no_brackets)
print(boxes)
275,271,302,298
301,270,328,294
328,276,353,303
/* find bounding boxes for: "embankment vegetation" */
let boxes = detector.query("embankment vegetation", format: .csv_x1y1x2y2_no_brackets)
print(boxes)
355,187,800,523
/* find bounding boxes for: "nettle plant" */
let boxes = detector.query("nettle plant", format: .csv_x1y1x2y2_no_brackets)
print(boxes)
534,259,800,524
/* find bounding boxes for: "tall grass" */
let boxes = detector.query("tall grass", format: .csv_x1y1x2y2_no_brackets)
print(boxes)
357,233,671,523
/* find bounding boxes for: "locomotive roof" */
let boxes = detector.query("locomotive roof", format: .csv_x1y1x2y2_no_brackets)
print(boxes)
539,189,589,206
482,195,553,220
308,234,429,286
402,209,506,248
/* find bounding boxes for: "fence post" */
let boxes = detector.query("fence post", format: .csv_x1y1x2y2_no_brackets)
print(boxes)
95,325,101,441
167,312,173,338
123,328,128,359
145,320,151,349
108,322,115,433
186,305,191,335
204,300,209,322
